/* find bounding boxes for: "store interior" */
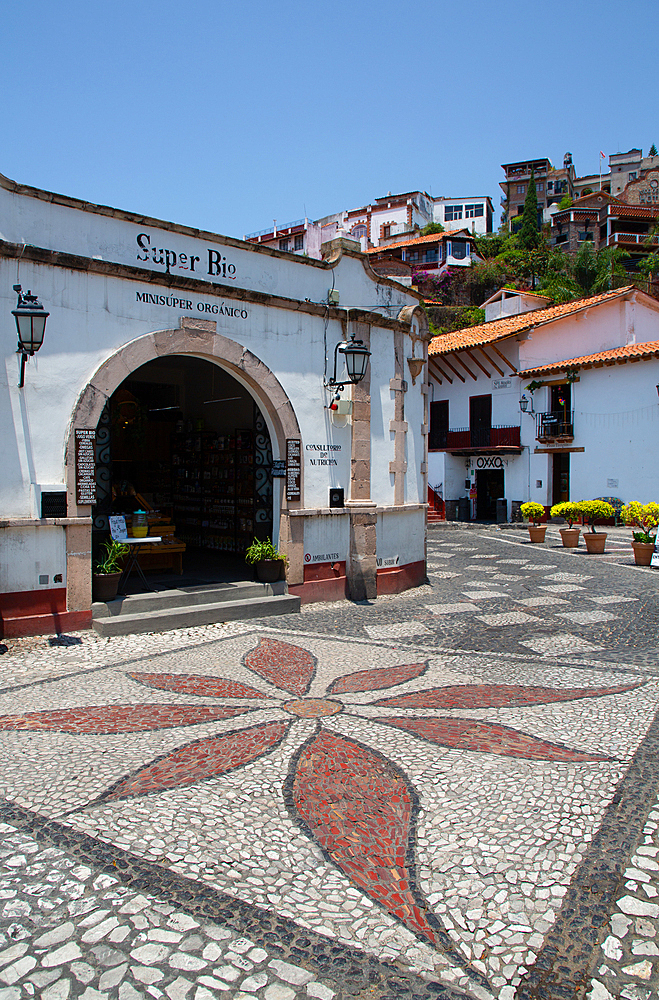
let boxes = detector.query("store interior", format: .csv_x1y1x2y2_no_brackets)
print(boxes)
93,356,274,591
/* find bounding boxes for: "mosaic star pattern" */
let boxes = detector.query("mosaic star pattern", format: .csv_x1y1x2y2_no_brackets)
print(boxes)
0,636,640,978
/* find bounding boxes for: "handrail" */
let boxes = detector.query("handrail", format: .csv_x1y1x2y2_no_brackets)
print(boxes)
245,219,306,240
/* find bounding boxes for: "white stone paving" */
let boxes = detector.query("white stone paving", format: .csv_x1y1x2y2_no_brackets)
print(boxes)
476,612,543,627
362,622,432,639
587,595,639,605
558,611,618,625
518,634,605,655
462,592,509,601
425,603,480,615
515,596,570,607
539,585,586,594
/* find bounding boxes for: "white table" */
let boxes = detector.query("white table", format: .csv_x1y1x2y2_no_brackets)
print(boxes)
117,536,162,594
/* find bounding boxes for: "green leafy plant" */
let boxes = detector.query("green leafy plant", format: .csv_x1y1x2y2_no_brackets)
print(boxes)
577,500,616,532
419,222,445,235
620,502,659,544
520,502,545,526
550,501,581,527
525,380,545,395
94,539,129,575
244,537,287,565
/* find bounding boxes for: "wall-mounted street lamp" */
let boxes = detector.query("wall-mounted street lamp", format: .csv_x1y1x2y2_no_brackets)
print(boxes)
12,285,49,388
325,333,371,391
519,393,535,414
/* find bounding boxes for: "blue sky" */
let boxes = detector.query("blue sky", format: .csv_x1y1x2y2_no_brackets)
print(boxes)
2,0,656,239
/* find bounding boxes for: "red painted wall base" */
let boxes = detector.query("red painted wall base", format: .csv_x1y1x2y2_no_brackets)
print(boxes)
0,588,92,639
376,559,426,596
289,559,426,604
288,560,348,605
1,610,92,639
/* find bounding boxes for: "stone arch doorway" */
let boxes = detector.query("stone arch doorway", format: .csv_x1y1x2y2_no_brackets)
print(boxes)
65,319,301,604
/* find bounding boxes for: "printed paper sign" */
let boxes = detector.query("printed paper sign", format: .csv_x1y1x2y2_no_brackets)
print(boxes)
109,515,128,541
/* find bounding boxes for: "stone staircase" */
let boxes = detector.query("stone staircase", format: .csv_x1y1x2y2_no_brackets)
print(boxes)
92,580,300,637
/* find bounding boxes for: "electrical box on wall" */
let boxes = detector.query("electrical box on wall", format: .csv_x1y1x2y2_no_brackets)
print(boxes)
329,488,344,508
327,289,340,305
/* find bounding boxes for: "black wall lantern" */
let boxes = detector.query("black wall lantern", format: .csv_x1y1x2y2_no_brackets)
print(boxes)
326,333,371,390
12,284,49,388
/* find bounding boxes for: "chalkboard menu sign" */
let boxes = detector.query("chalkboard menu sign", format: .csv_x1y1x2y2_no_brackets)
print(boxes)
286,439,301,501
75,429,97,506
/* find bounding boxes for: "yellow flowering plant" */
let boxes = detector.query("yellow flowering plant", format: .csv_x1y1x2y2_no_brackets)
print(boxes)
620,501,659,544
520,501,545,526
550,501,581,527
577,500,616,533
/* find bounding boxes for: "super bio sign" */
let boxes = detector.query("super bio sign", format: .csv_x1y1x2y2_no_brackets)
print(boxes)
135,232,237,280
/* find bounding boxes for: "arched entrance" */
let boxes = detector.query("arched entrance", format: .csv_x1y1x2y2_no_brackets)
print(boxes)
65,320,301,601
94,355,275,587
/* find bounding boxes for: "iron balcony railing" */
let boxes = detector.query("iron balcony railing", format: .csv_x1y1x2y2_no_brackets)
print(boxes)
445,426,521,450
536,410,574,440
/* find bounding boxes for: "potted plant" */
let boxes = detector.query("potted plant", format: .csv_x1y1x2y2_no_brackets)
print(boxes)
620,501,659,566
550,501,582,548
92,538,130,602
577,500,616,554
245,537,288,583
520,502,547,543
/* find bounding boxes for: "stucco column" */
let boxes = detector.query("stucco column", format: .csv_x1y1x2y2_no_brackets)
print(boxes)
65,521,92,611
346,322,377,601
389,330,408,506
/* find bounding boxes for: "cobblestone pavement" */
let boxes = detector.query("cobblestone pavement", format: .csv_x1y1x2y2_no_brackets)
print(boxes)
0,525,657,1000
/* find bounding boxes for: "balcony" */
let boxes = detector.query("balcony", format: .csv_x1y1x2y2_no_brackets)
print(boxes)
607,232,659,248
536,410,574,442
443,425,521,454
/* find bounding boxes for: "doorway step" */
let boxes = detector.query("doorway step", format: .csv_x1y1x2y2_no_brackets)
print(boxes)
92,580,299,637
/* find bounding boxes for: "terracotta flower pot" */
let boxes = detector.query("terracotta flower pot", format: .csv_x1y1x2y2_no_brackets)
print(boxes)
584,532,607,554
256,559,285,583
559,527,581,548
632,541,656,566
92,572,122,602
528,525,547,543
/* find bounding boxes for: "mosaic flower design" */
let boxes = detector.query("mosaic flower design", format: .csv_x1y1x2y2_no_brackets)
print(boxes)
0,638,639,963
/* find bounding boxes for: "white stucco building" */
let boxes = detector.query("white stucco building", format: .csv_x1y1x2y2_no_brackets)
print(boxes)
427,287,659,520
0,173,430,638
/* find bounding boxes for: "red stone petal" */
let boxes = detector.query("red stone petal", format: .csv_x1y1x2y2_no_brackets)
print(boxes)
0,705,249,734
373,681,643,710
289,729,440,947
129,672,273,700
375,716,613,762
328,662,428,695
105,720,290,800
244,638,316,697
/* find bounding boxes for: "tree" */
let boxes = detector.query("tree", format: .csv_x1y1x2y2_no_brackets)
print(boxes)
539,244,629,302
650,143,658,157
519,169,541,251
420,222,444,235
558,195,573,210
